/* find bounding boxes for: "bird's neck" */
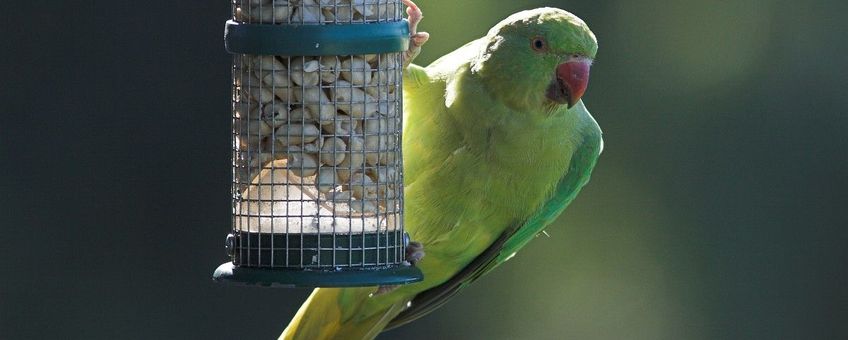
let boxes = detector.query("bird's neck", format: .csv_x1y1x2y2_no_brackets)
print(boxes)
444,70,582,219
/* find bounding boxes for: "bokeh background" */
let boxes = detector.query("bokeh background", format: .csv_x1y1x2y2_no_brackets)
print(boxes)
2,0,846,339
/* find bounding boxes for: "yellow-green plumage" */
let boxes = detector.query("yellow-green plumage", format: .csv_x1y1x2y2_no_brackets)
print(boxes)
282,8,602,339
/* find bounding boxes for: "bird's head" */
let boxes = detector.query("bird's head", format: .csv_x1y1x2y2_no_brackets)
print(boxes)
472,8,597,113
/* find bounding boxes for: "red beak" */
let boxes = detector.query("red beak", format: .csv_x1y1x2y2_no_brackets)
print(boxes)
556,60,591,108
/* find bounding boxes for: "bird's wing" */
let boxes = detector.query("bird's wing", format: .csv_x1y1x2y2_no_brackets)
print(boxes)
385,113,603,330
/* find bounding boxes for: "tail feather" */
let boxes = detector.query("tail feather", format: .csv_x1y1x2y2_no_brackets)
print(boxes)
280,287,407,340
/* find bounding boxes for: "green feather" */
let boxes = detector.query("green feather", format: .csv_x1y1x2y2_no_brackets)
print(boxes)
281,8,602,339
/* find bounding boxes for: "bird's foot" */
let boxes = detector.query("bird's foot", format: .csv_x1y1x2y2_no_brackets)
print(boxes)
372,284,398,296
403,241,425,266
401,0,429,69
372,242,424,296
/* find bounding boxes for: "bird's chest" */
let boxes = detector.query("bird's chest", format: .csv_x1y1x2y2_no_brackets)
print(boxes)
415,120,575,262
454,119,576,225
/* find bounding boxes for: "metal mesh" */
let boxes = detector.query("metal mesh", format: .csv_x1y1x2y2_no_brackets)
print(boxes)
234,0,402,25
230,0,405,269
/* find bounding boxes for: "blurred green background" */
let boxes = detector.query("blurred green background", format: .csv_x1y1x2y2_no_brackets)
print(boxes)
1,0,845,339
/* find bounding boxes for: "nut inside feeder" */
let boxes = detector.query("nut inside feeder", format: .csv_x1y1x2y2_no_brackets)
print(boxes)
213,0,423,287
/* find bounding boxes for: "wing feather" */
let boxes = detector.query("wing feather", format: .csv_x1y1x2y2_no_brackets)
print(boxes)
385,121,602,330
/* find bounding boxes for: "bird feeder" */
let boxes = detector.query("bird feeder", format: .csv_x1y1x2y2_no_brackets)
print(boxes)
213,0,423,287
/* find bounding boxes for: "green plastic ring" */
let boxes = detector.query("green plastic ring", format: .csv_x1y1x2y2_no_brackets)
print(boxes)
224,19,410,56
213,262,424,288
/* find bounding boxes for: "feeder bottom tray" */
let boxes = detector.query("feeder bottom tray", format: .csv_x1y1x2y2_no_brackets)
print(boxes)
212,230,423,287
213,262,423,288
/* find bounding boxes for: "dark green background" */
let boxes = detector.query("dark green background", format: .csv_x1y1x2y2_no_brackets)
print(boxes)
2,0,845,339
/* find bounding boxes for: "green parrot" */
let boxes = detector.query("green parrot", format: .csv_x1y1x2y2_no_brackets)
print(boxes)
281,5,602,339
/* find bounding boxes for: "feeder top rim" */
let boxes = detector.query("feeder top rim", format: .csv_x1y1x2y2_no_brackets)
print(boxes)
224,19,411,56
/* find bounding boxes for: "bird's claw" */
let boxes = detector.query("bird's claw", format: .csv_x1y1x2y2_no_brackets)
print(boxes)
402,0,429,69
373,242,424,296
372,284,398,296
404,241,425,265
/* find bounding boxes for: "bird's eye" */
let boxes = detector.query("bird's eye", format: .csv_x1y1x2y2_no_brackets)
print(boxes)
531,36,547,52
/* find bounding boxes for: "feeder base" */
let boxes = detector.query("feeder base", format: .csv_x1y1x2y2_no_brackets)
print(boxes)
212,262,423,288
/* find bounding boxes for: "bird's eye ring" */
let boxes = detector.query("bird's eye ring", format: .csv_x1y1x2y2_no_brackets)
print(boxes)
531,36,547,52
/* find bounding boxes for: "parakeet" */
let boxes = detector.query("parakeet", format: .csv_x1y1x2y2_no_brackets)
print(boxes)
281,4,602,339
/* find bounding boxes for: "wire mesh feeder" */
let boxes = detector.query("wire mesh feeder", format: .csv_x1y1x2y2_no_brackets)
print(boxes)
213,0,423,287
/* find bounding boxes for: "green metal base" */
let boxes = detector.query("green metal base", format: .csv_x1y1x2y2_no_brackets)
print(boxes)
230,231,405,267
212,262,423,288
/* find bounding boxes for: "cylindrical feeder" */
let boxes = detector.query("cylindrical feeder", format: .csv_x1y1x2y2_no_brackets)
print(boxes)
213,0,423,287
